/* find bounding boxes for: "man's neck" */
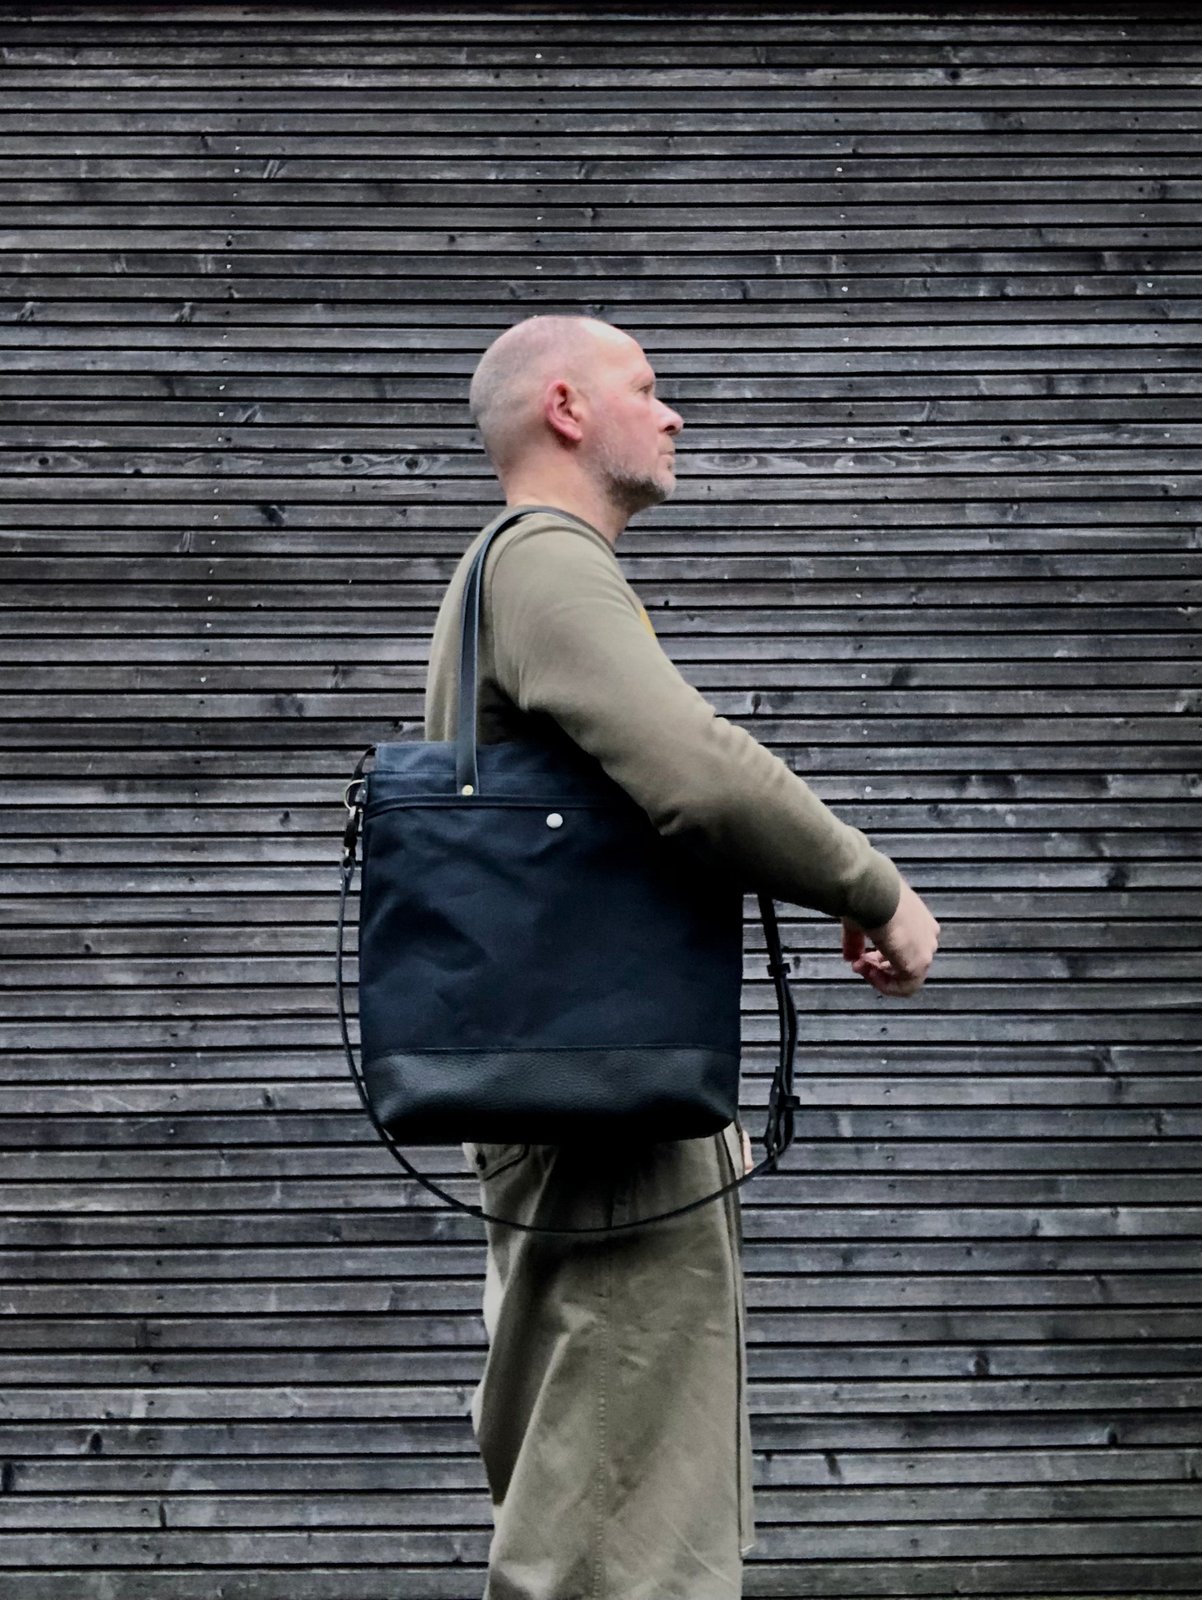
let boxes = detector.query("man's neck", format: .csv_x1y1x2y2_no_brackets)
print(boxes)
501,479,627,547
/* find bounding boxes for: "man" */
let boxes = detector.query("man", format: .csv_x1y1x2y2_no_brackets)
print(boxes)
423,315,940,1600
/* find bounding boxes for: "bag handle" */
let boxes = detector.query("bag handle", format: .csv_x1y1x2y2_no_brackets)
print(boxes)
455,503,601,796
337,788,799,1235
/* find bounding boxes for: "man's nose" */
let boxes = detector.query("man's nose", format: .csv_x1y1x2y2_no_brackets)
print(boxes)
660,402,683,434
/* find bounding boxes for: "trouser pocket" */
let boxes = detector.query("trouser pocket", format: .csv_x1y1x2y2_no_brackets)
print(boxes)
463,1141,531,1181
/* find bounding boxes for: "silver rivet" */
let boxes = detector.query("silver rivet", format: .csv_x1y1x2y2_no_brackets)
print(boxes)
461,784,474,796
546,812,563,828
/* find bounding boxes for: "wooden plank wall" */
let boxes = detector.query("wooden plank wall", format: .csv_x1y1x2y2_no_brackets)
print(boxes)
0,4,1199,1596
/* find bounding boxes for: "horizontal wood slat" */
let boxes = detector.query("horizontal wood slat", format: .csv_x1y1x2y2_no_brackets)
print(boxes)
1,4,1199,1597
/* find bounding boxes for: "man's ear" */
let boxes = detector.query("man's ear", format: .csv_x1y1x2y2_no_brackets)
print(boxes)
544,378,585,444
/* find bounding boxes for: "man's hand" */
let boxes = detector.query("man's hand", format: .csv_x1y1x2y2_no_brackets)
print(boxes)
841,877,940,997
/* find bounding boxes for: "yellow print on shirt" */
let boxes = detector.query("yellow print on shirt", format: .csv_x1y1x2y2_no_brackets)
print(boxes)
637,603,657,638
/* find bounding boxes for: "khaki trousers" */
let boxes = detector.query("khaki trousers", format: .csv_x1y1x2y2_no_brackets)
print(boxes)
462,1121,756,1600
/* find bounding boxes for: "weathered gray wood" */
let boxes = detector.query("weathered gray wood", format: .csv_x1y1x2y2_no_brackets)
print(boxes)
1,691,1197,728
2,5,1199,1596
6,663,1202,697
3,1038,1197,1082
4,343,1198,372
4,528,1201,562
4,1197,1201,1248
2,1307,1199,1348
3,1407,1198,1459
8,1443,1197,1495
0,1520,1195,1568
1,1479,1200,1533
5,248,1202,287
5,1273,1202,1319
10,893,1190,941
7,177,1202,203
6,274,1202,315
3,424,1202,464
9,41,1202,75
9,912,1196,949
14,318,1199,350
2,577,1199,608
1,1375,1199,1421
4,151,1202,177
4,390,1197,428
6,951,1201,992
4,771,1199,803
7,183,1202,217
0,1576,1196,1600
0,16,1198,46
0,606,1196,643
5,203,1202,234
3,975,1197,1018
1,1167,1199,1210
0,1571,1195,1600
3,101,1201,129
5,551,1199,580
11,1016,1189,1049
9,1235,1202,1286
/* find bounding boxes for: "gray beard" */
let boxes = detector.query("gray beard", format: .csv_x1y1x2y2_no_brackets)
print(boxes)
594,459,673,515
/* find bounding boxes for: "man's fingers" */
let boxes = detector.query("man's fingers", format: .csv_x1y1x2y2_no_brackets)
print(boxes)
853,950,926,997
880,973,925,997
852,950,890,978
861,967,918,997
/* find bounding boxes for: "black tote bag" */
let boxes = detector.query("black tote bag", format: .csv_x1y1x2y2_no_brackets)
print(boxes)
337,504,800,1233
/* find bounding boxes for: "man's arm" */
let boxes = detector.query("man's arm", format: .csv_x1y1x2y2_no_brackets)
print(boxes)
487,522,902,931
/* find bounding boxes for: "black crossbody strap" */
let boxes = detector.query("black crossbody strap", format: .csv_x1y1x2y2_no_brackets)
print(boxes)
336,812,800,1235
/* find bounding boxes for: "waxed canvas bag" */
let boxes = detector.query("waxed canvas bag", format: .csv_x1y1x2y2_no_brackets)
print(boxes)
337,505,800,1233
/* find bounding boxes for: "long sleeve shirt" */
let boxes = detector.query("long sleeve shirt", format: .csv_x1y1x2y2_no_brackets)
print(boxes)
424,507,902,931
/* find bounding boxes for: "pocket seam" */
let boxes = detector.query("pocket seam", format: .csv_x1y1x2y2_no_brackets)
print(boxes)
474,1143,530,1181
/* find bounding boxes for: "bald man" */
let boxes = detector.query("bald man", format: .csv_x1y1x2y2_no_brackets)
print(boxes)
424,315,939,1600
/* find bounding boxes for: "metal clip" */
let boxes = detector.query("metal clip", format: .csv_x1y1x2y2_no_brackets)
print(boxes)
340,778,365,871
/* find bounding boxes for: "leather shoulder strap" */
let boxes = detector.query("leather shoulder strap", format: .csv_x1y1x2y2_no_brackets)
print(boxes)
455,504,601,795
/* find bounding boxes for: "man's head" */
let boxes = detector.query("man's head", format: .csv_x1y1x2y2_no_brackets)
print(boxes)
468,315,683,525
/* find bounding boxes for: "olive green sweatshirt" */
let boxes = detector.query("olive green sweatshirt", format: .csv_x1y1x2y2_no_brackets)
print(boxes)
424,507,902,931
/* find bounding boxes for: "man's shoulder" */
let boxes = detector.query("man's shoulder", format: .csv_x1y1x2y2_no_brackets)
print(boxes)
482,509,624,595
489,507,615,561
481,509,647,632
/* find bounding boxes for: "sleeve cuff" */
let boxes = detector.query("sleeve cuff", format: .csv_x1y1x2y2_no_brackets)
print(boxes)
842,846,903,932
